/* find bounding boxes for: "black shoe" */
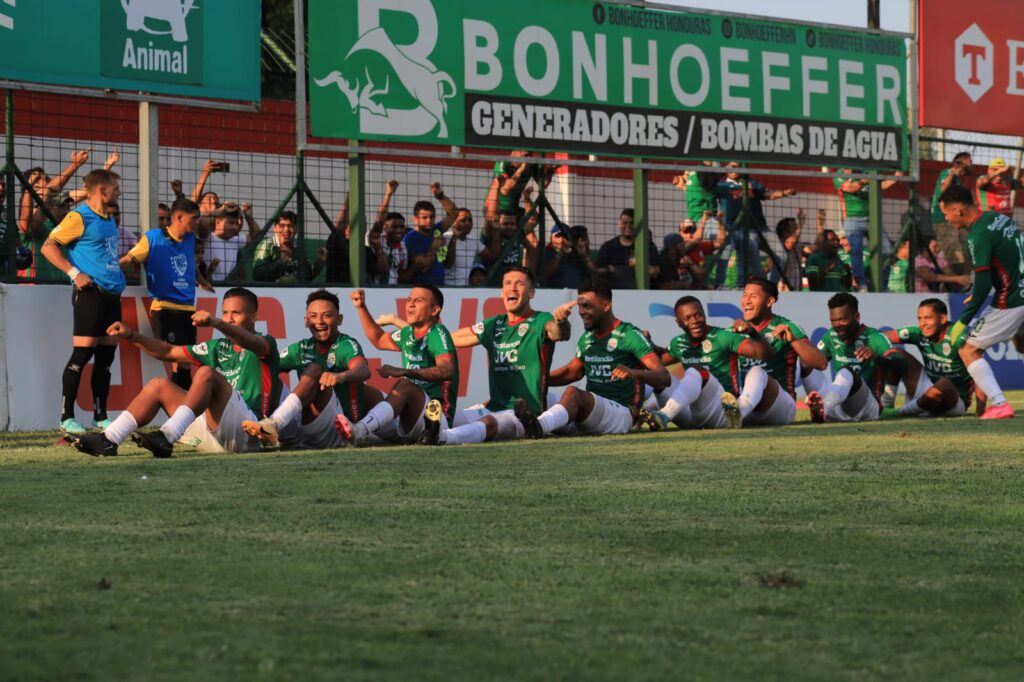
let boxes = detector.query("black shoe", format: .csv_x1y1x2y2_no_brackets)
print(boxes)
71,432,118,457
514,398,543,439
131,430,174,459
418,399,443,445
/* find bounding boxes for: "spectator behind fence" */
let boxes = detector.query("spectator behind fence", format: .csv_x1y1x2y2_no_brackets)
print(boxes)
930,152,974,274
401,183,458,286
834,168,902,292
443,208,482,287
886,240,911,293
20,193,74,281
202,202,258,282
485,150,554,222
914,237,971,293
657,239,704,290
975,158,1018,217
253,210,326,283
480,201,539,286
770,209,821,291
594,208,659,289
468,262,488,287
714,163,796,288
805,229,852,292
122,198,201,389
190,159,229,210
543,223,598,289
379,211,408,285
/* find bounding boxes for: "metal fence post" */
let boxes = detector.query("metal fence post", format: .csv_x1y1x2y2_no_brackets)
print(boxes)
632,164,649,290
3,91,16,280
868,180,883,291
348,145,365,287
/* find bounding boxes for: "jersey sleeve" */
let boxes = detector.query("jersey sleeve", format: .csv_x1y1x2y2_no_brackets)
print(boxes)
126,234,150,264
473,317,493,351
816,332,834,360
719,329,748,354
575,334,588,360
427,325,455,360
341,335,365,363
390,328,404,347
667,334,685,362
48,211,86,246
867,330,895,356
968,228,993,272
624,326,657,361
261,335,281,370
895,326,922,345
278,341,303,373
185,340,218,368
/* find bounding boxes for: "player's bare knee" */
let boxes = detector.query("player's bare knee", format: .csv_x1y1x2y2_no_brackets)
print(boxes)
560,386,580,407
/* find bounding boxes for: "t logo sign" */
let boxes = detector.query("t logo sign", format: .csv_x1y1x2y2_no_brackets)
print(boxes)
955,23,993,102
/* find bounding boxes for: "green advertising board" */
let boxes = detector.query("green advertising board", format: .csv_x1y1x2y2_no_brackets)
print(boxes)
309,0,909,169
0,0,259,102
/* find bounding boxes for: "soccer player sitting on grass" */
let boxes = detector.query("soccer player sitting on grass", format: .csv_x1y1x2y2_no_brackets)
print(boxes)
883,298,978,418
243,289,384,449
808,293,908,423
338,286,459,445
736,277,829,425
514,280,671,438
70,288,283,457
648,296,774,429
414,266,575,445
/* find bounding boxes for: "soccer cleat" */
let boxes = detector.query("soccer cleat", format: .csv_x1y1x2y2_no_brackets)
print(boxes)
61,418,87,435
880,384,897,408
980,403,1015,420
242,418,280,447
636,408,669,432
806,391,826,424
514,398,543,439
419,399,443,445
70,432,118,457
721,392,742,429
92,417,113,430
334,413,354,446
131,430,173,459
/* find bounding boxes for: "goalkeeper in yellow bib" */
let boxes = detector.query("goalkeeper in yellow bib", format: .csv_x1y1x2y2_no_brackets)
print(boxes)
938,184,1023,419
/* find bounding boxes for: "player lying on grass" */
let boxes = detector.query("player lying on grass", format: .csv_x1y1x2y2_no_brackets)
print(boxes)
883,298,978,418
243,289,386,449
70,288,283,457
514,279,671,438
808,292,910,423
337,285,459,445
415,266,575,445
646,296,774,429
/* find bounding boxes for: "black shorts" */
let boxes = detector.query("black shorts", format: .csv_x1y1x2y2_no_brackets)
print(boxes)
72,286,122,337
154,308,197,346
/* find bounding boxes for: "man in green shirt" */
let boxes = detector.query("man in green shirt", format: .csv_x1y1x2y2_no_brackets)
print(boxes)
806,230,853,292
252,211,327,283
931,152,974,274
70,288,282,457
808,293,908,423
243,289,381,449
341,284,459,444
938,184,1024,419
884,298,974,417
419,266,575,445
516,280,670,438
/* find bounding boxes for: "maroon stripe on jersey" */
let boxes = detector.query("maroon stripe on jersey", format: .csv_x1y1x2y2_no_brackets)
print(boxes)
540,342,553,412
992,258,1011,309
729,356,740,395
785,350,798,398
260,360,273,418
348,382,360,421
441,380,453,420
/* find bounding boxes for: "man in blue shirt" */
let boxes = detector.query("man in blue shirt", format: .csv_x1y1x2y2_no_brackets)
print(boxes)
401,183,457,286
41,168,125,434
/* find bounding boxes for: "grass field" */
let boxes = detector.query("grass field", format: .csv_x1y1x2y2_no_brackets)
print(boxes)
3,397,1024,681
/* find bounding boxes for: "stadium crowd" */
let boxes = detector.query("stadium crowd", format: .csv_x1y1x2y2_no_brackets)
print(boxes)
7,150,1022,452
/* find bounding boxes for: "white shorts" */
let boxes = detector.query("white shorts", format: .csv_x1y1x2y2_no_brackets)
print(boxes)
394,389,449,442
743,388,797,427
676,376,728,429
300,394,346,450
827,380,880,422
453,404,492,428
966,305,1024,350
576,394,634,435
179,390,261,453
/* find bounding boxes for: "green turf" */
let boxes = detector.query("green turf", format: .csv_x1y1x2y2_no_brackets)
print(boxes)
2,398,1024,681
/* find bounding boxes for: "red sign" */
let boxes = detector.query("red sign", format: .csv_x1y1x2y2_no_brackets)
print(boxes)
919,0,1024,135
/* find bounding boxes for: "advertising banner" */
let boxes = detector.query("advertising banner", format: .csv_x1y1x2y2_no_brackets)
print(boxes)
309,0,909,168
919,0,1024,135
3,285,1020,432
0,0,260,102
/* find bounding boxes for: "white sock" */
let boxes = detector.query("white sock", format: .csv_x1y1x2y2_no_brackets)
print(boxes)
967,358,1006,405
160,406,196,443
738,367,768,419
659,370,702,420
271,393,302,429
802,368,828,396
537,403,570,434
827,368,855,406
881,383,898,408
441,421,488,445
899,396,926,416
103,411,138,445
360,401,396,436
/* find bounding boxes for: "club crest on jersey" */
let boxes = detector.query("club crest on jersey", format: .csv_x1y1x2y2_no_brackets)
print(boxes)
855,340,865,351
327,351,337,366
607,337,618,350
517,324,528,337
764,332,775,344
472,321,484,335
193,342,208,355
899,328,911,340
702,339,713,353
171,254,188,277
942,342,951,356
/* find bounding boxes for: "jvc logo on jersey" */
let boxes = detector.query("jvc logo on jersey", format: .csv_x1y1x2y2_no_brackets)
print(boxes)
588,365,613,379
494,349,519,364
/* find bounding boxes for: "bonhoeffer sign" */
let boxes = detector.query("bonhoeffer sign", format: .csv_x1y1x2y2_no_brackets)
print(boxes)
309,0,909,168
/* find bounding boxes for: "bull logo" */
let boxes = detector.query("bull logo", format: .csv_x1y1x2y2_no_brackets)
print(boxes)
122,0,196,43
314,0,456,138
171,253,188,277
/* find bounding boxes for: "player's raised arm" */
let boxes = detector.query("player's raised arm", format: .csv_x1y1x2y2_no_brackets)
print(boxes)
732,320,776,361
549,358,585,386
450,324,482,348
107,322,191,363
191,310,271,358
351,289,400,351
545,301,576,341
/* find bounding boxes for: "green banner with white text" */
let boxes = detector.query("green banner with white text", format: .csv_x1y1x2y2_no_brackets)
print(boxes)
0,0,259,102
309,0,909,168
